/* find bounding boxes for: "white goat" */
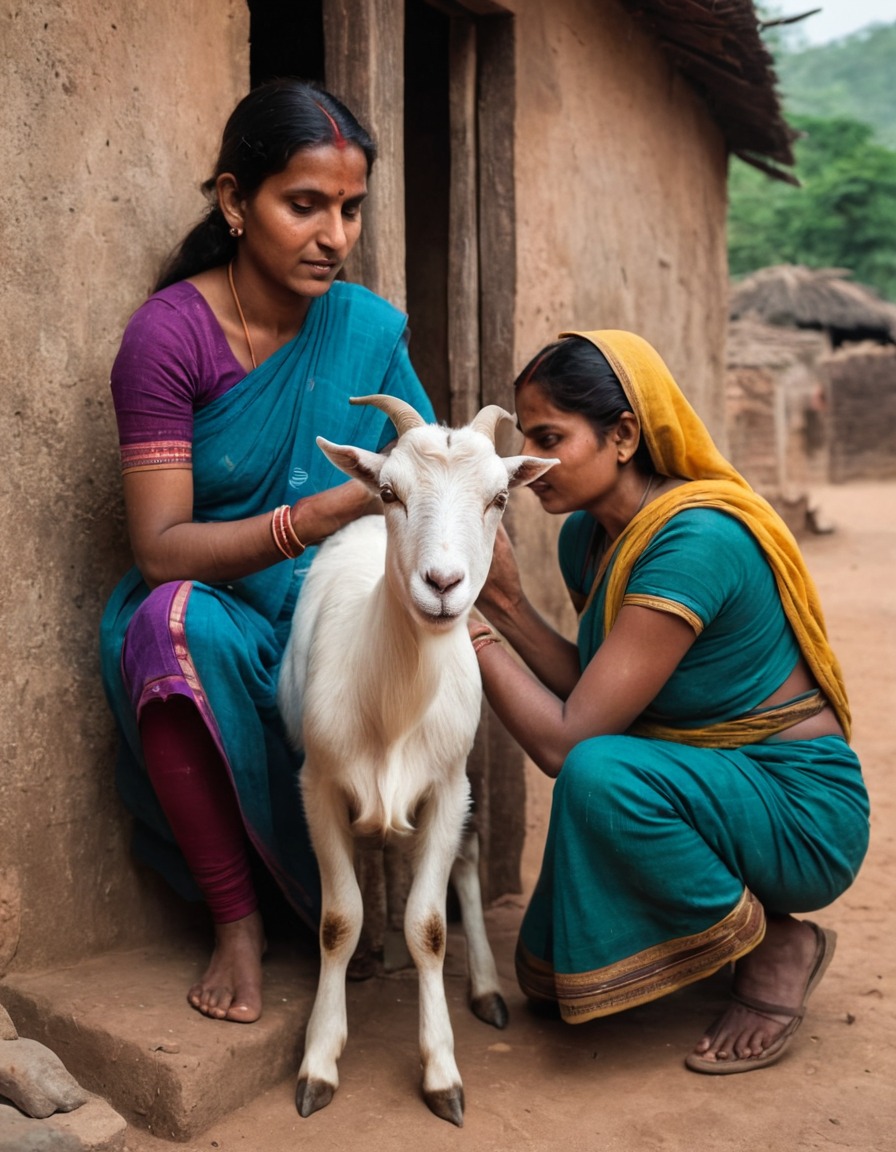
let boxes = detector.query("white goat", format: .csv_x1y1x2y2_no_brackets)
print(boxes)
277,395,556,1127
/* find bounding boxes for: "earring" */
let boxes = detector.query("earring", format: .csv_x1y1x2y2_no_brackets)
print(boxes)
229,225,244,238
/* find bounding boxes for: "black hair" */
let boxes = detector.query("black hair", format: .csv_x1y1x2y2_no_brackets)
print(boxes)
514,337,654,473
153,78,377,292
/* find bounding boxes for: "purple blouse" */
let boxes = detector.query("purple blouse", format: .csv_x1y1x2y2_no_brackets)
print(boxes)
110,282,246,472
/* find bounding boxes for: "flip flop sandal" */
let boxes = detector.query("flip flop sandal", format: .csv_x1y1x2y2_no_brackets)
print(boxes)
684,921,837,1075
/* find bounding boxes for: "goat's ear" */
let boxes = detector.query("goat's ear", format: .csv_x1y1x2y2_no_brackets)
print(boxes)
504,456,559,489
316,437,386,490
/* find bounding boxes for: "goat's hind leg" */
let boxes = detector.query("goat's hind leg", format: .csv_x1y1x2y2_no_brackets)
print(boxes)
450,827,508,1028
405,790,470,1127
296,810,363,1119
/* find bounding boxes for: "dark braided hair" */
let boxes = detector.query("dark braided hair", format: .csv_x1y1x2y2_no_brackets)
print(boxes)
153,79,376,292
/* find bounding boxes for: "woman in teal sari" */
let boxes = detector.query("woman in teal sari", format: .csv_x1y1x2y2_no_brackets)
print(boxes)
100,80,433,1023
469,330,868,1073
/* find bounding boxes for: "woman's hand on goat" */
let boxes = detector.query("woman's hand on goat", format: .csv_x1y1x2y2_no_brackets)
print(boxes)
291,479,383,548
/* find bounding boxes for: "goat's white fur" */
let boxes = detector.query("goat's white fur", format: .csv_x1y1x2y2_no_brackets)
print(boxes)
277,397,556,1126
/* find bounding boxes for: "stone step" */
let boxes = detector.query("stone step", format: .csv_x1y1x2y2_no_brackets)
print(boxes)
0,937,317,1142
0,1095,127,1152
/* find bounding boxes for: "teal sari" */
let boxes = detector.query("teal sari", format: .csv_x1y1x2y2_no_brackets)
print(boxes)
516,507,869,1023
516,328,868,1023
100,282,434,927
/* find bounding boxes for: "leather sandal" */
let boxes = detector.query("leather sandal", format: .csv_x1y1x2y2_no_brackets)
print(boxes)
685,921,837,1075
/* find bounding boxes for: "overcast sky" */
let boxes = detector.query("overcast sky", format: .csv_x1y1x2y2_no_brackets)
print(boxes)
770,0,895,45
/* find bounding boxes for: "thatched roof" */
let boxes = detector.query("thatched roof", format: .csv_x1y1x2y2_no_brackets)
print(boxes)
618,0,799,182
729,265,896,343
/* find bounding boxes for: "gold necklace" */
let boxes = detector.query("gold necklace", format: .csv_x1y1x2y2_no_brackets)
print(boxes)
633,473,656,517
227,260,258,370
591,473,658,571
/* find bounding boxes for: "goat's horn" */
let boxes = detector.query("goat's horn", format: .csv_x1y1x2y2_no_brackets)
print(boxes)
350,394,427,438
470,404,514,444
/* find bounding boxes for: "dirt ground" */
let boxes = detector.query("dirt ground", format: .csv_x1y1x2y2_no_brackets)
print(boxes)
121,480,894,1152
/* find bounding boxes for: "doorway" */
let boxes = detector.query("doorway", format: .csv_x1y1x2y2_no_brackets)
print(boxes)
248,0,325,86
404,0,516,424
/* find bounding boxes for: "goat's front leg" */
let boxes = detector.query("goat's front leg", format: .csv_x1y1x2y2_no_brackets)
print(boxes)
296,787,362,1119
450,827,508,1028
405,781,469,1127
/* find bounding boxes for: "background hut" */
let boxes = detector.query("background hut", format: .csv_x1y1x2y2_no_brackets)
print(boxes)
726,319,828,512
727,265,896,501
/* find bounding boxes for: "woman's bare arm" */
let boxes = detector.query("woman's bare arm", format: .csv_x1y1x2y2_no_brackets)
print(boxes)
123,467,378,588
476,602,697,777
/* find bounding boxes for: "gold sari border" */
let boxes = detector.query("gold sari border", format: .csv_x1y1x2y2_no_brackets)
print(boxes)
516,889,765,1024
622,593,704,635
629,689,826,749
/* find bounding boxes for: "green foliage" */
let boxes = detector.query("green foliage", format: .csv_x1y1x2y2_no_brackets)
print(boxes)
728,21,896,301
775,24,896,150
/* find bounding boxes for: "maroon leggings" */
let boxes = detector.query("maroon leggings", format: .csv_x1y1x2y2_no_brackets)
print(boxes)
140,696,257,924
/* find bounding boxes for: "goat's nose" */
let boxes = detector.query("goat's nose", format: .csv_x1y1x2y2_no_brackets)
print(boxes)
424,567,464,595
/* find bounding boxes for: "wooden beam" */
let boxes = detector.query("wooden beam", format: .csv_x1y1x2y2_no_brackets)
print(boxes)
323,0,406,309
476,14,516,412
447,16,480,426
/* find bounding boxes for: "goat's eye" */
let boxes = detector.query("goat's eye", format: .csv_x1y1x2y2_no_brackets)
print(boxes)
490,490,509,511
380,486,399,505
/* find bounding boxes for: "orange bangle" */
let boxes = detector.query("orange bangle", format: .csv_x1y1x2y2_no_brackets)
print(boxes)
284,505,306,553
472,634,501,654
271,504,304,560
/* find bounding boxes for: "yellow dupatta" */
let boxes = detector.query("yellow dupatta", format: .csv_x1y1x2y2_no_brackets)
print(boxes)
559,329,851,741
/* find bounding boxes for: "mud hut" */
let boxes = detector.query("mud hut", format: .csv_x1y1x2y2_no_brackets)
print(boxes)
1,2,799,1135
726,317,829,530
727,266,896,498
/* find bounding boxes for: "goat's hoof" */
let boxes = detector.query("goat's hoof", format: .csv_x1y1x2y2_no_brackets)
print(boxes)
295,1076,335,1118
471,991,509,1029
424,1084,465,1127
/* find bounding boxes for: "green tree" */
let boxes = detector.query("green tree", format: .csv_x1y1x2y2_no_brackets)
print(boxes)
728,115,896,300
776,23,896,150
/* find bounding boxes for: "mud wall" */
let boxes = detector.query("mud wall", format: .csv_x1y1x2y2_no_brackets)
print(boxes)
512,0,728,407
507,0,729,636
0,1,248,973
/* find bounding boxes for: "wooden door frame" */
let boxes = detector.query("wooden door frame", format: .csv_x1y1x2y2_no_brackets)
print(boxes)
323,0,409,309
323,0,515,419
443,4,515,423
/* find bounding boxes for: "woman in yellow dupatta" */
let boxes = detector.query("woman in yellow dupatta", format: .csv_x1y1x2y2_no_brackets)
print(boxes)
470,330,869,1074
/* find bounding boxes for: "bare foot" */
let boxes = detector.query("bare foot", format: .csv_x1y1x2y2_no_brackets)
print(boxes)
188,910,266,1023
689,916,830,1068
